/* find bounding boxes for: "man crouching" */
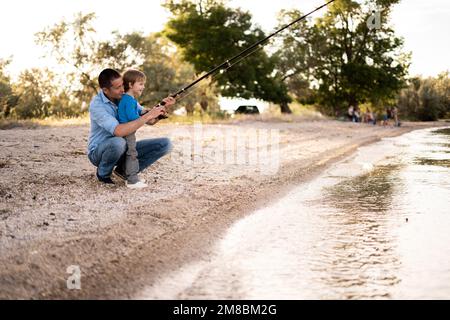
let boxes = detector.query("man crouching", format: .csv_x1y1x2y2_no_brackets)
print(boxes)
87,68,175,185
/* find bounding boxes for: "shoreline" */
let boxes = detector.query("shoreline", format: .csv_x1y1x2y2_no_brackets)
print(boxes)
0,119,446,299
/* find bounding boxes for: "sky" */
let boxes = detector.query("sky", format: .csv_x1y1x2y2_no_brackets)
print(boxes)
0,0,449,80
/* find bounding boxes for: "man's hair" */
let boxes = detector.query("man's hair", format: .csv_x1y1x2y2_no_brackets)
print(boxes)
123,69,146,92
98,69,121,89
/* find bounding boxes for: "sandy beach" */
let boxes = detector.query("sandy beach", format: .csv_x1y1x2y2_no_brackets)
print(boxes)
0,118,445,299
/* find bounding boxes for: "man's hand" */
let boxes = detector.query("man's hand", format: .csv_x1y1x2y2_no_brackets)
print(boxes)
115,105,166,137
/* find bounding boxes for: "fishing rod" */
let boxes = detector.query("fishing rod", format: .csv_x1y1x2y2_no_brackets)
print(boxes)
157,0,337,117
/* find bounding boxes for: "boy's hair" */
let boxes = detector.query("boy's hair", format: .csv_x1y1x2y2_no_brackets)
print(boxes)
98,68,121,89
123,69,146,92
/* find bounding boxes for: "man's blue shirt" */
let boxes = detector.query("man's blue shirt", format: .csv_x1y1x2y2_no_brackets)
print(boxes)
88,91,142,154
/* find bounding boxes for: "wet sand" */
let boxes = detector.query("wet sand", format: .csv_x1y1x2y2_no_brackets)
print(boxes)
0,118,445,299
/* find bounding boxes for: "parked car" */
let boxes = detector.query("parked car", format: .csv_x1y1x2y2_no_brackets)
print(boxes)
234,105,260,114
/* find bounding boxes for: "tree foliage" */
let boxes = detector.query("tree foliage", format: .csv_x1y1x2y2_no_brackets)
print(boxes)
34,12,219,115
0,59,15,118
163,0,292,112
2,1,447,121
11,69,55,119
274,0,409,115
398,72,450,121
35,12,101,102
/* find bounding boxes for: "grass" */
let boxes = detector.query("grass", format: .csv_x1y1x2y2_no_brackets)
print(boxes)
0,104,326,129
0,115,90,129
255,102,326,122
0,113,230,129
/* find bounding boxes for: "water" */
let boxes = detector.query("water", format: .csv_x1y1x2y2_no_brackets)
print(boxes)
139,127,450,300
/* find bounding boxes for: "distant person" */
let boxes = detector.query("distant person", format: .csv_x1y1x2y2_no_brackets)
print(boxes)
348,105,354,122
383,107,392,126
365,108,376,125
353,106,361,123
87,68,175,185
392,106,400,127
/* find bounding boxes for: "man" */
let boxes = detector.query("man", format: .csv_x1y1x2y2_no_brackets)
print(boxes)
87,68,176,184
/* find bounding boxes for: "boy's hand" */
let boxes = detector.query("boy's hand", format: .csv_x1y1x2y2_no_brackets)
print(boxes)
157,96,176,120
142,96,175,122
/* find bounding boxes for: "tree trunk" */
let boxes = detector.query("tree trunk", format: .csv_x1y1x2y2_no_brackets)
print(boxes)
280,102,292,114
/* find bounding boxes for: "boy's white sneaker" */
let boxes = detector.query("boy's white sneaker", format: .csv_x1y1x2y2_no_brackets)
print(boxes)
126,180,148,189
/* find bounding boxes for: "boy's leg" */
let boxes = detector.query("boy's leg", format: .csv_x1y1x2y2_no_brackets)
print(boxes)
88,137,126,178
124,133,140,184
136,137,173,173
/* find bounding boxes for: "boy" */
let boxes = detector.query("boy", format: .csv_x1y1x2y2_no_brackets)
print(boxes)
118,69,153,189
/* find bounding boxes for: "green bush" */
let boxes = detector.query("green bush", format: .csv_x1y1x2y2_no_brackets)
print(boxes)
398,73,450,121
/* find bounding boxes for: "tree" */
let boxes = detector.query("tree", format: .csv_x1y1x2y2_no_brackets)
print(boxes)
0,59,15,118
163,0,292,113
12,69,55,119
398,73,450,121
35,12,219,115
35,12,98,102
397,77,420,118
275,0,409,115
435,71,450,118
417,80,440,121
98,31,220,113
1,60,81,119
272,10,316,104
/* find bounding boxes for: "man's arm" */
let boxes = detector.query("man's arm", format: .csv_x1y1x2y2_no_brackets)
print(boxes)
115,96,176,135
145,118,160,126
140,110,164,126
114,107,165,137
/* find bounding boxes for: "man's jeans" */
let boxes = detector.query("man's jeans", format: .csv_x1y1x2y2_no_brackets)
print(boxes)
88,136,173,178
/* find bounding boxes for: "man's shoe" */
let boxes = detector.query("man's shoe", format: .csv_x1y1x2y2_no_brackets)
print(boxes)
113,167,127,181
96,170,114,184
